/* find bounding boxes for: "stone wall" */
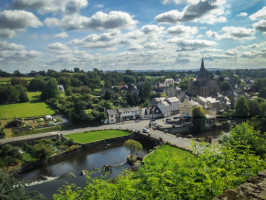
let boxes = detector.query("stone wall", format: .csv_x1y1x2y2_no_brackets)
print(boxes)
214,170,266,200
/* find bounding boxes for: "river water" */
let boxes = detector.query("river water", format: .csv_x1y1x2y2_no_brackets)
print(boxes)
20,138,156,199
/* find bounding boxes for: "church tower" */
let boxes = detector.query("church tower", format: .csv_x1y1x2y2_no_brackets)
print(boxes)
196,58,210,85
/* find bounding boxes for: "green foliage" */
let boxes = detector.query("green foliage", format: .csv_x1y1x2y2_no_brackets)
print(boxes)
124,139,143,157
0,144,22,169
192,106,206,134
234,96,249,118
104,90,112,100
254,78,266,92
26,140,55,160
41,78,60,100
248,100,260,117
220,81,232,92
258,87,266,99
0,128,5,139
260,102,266,116
221,123,266,159
0,169,45,200
0,84,28,104
54,124,266,199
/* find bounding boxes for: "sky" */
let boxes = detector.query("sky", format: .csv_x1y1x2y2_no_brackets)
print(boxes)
0,0,265,73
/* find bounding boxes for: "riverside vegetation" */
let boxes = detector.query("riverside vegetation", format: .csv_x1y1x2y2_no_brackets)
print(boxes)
53,123,266,200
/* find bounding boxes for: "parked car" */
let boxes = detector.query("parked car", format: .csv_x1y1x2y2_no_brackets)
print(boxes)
143,128,149,133
152,122,158,126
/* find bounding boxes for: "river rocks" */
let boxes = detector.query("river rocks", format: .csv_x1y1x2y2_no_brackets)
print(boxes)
215,170,266,200
59,172,76,179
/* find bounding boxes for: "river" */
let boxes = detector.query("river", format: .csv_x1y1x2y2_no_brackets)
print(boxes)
19,137,156,199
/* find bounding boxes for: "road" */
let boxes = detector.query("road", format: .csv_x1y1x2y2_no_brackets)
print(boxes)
0,119,194,151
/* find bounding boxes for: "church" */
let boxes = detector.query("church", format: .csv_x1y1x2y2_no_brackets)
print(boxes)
188,59,219,97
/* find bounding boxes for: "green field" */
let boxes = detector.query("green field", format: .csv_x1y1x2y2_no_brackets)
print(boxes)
0,92,55,119
65,130,131,143
0,77,33,85
144,144,192,169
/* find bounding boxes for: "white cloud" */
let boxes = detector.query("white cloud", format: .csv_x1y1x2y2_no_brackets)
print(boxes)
0,10,42,38
167,25,198,36
43,18,60,27
0,41,41,64
253,19,266,33
47,42,69,51
0,10,42,30
54,32,68,39
249,7,266,20
141,25,164,34
206,26,255,40
46,11,137,31
0,29,15,38
156,0,226,24
70,31,122,49
12,0,88,15
94,4,104,8
175,39,216,51
237,12,247,17
161,0,187,5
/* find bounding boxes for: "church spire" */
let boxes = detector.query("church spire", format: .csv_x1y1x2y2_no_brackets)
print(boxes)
200,58,205,71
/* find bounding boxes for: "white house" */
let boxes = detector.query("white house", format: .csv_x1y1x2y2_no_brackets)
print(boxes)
157,97,180,117
117,107,141,122
197,96,220,113
106,109,119,124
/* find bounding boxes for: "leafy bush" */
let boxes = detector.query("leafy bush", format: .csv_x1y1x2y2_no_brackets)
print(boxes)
54,123,266,200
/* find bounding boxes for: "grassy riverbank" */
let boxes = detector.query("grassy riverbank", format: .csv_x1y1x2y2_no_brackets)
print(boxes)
64,130,131,144
144,144,192,169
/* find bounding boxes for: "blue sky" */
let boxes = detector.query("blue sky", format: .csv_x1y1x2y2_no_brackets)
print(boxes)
0,0,265,72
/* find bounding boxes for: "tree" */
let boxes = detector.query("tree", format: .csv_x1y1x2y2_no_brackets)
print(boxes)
124,139,143,158
11,78,28,88
104,80,112,89
260,102,266,116
104,90,112,100
220,81,232,92
0,128,5,139
28,77,45,92
258,87,266,99
41,78,60,100
248,100,260,117
126,92,138,106
0,144,22,169
234,96,249,118
192,106,206,134
0,169,45,200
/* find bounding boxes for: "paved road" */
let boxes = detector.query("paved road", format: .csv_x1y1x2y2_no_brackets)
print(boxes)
0,119,194,150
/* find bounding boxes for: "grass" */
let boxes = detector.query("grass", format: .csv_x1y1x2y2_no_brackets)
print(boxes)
144,144,192,169
65,130,131,144
22,152,37,163
0,77,34,85
0,92,55,119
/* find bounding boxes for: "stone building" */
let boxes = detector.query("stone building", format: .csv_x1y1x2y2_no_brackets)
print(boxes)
188,59,219,97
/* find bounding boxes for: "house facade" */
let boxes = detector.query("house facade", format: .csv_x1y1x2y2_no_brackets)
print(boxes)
180,98,200,118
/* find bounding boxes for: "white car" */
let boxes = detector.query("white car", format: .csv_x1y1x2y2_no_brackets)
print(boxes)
143,128,149,133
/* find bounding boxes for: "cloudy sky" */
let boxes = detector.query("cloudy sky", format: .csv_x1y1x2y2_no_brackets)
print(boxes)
0,0,265,73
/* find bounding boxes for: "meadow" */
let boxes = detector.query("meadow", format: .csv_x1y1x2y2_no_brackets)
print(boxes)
0,77,33,85
0,92,55,119
64,130,131,143
144,144,192,169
